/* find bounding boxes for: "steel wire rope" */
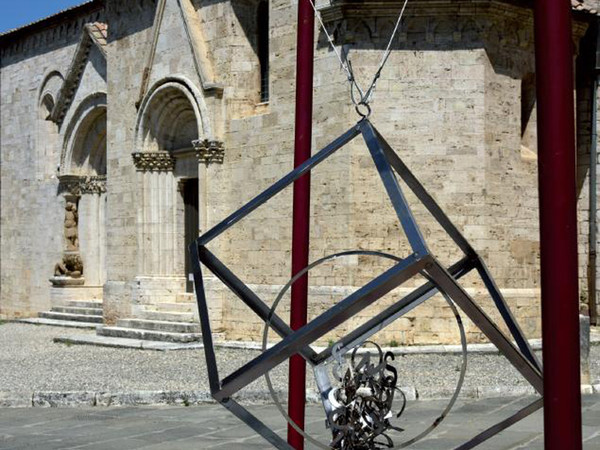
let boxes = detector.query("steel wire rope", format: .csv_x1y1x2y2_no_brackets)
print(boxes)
307,0,410,113
260,250,468,449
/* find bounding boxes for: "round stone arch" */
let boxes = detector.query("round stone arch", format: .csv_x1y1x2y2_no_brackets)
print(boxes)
135,75,212,151
38,70,64,113
37,70,64,178
60,92,107,175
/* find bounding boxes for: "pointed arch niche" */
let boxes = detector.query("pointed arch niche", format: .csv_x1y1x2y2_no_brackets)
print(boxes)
59,93,108,289
134,78,219,296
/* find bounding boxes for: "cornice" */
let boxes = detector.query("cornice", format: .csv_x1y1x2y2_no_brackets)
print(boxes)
49,23,108,125
317,0,590,46
318,0,599,23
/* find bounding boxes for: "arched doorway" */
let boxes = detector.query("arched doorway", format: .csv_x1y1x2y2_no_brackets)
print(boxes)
134,79,204,294
59,95,107,289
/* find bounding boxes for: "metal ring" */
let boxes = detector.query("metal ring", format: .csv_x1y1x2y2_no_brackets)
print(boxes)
261,250,468,449
355,102,372,118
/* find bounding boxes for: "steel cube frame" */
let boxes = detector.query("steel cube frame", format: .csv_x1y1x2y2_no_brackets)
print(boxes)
190,119,544,449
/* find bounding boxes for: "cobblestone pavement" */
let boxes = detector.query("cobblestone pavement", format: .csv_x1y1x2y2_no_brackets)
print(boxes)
1,323,599,400
1,395,599,450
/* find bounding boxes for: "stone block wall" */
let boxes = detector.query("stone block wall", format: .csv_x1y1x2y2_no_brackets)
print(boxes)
0,6,105,318
206,1,554,344
1,0,598,347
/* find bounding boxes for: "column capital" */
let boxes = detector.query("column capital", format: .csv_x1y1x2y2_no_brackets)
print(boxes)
192,139,225,165
58,175,107,196
132,151,175,172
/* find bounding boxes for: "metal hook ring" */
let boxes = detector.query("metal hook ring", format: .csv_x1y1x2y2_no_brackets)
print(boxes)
355,102,371,118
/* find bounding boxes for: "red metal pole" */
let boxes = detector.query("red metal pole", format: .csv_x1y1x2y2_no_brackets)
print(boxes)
287,0,314,448
533,1,582,449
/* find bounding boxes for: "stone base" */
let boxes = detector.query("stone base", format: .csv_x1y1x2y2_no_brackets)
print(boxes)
131,275,186,309
49,283,103,306
49,276,85,287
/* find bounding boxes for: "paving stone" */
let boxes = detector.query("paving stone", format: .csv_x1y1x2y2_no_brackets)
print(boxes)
32,391,96,407
1,396,599,449
0,392,30,408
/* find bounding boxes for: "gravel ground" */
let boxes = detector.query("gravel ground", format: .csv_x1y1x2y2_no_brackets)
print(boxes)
1,323,598,397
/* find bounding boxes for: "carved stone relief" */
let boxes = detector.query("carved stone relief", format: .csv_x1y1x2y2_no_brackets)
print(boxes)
58,174,107,195
51,194,85,284
63,200,80,252
132,151,175,172
192,139,225,164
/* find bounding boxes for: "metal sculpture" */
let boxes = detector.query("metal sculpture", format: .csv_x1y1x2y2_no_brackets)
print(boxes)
261,250,468,449
190,118,543,449
327,342,406,449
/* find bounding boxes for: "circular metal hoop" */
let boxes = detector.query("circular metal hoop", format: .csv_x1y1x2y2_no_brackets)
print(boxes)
355,102,372,118
261,250,468,449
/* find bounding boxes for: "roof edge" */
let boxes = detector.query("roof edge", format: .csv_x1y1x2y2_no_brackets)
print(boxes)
50,23,107,125
0,0,104,46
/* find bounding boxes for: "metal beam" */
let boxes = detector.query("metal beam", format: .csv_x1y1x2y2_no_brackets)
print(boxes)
215,255,426,400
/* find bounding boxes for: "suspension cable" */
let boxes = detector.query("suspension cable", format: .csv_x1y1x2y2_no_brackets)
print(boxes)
307,0,365,100
307,0,410,111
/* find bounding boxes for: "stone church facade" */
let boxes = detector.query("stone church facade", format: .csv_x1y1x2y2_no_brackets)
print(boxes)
1,0,599,345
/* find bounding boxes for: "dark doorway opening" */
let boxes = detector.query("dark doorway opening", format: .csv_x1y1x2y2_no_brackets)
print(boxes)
182,178,199,293
257,0,269,102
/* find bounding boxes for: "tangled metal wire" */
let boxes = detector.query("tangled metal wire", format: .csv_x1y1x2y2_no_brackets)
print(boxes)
328,342,406,449
261,250,467,449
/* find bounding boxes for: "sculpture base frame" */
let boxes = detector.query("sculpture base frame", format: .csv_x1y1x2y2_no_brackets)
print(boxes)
190,119,544,449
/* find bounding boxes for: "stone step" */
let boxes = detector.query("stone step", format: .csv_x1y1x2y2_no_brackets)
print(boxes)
139,310,197,323
115,319,200,334
39,311,103,324
97,326,201,343
54,334,204,350
175,293,195,303
56,300,103,309
152,302,197,313
18,318,99,329
52,306,103,316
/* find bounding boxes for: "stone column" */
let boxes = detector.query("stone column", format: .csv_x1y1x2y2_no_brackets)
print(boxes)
132,151,176,275
131,151,183,308
193,138,224,233
192,139,225,326
77,175,107,286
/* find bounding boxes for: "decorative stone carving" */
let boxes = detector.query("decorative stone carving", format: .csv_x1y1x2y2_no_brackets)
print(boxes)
192,139,225,164
58,174,106,195
132,151,175,172
54,252,84,279
58,174,81,195
63,200,80,251
50,196,85,285
79,175,107,194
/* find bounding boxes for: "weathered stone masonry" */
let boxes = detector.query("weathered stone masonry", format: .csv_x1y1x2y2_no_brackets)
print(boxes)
1,0,599,345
